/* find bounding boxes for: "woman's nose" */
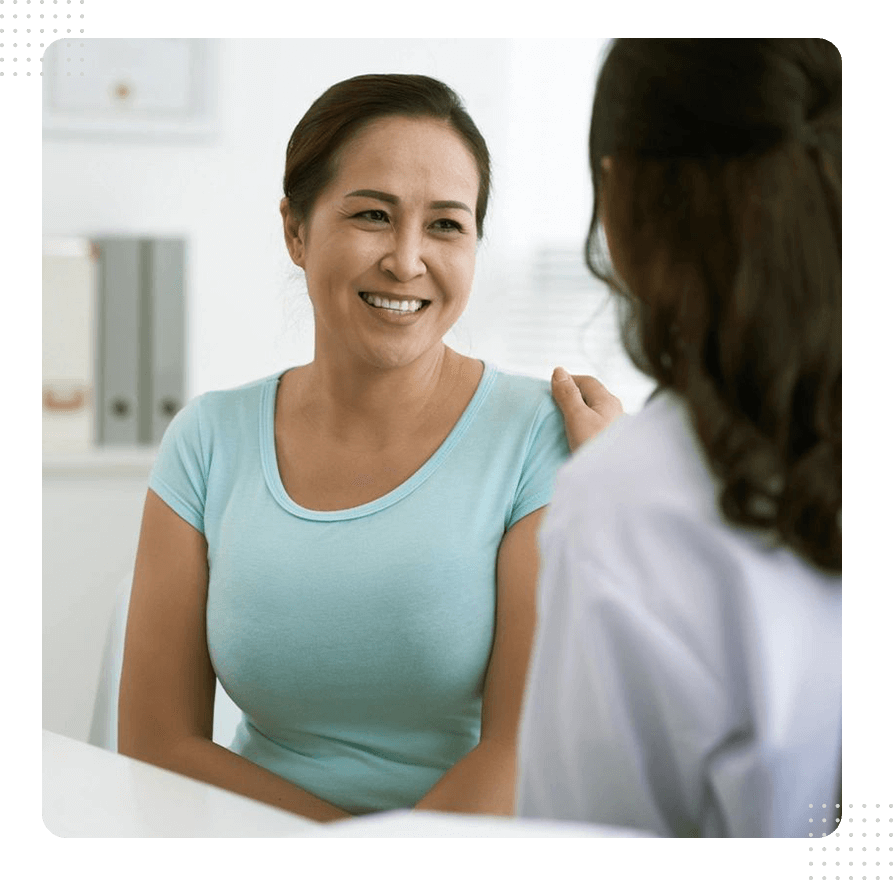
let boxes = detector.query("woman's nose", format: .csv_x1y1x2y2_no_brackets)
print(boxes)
379,229,426,282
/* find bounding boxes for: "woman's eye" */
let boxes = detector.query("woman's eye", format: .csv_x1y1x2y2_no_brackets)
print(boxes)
432,219,464,233
352,211,464,233
357,209,389,223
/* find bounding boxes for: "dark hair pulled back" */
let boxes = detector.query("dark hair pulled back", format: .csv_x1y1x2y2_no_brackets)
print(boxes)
585,39,841,573
283,73,491,239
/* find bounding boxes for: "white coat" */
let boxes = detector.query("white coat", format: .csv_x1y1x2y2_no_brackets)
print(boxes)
517,391,841,837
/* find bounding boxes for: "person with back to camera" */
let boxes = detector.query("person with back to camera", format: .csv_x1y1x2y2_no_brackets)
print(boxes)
117,72,597,822
519,38,842,837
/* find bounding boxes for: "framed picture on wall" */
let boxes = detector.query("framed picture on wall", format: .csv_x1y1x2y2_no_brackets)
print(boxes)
42,38,217,141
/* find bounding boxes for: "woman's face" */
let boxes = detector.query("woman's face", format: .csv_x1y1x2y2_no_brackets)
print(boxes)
281,115,480,373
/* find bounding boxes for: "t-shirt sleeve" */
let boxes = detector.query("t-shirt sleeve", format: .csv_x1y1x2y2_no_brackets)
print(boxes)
507,395,571,530
148,396,209,533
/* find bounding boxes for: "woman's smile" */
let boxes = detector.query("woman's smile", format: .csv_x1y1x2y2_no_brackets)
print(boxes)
358,290,431,318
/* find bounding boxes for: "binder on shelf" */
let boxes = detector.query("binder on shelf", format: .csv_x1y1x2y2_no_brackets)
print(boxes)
145,238,186,445
42,237,98,453
95,237,185,446
96,238,142,445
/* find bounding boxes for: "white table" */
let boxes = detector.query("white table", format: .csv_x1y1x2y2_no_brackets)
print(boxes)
42,729,650,838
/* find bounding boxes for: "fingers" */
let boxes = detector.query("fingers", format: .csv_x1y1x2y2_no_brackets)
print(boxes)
569,374,606,406
552,368,622,415
570,374,607,388
572,374,621,414
553,367,608,393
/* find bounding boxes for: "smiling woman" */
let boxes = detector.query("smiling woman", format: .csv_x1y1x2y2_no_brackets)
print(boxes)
281,115,479,375
272,75,490,453
117,73,574,822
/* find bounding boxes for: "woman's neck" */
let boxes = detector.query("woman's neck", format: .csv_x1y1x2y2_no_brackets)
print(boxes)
285,345,466,452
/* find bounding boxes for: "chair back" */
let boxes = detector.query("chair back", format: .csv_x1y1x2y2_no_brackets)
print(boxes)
89,571,242,750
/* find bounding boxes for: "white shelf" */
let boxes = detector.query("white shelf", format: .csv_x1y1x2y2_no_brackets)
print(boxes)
43,447,158,479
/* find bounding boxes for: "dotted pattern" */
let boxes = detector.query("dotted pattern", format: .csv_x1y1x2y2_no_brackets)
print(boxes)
0,0,87,78
808,801,845,837
806,803,893,880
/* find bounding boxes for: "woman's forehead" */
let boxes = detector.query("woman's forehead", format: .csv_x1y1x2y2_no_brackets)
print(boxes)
332,116,480,194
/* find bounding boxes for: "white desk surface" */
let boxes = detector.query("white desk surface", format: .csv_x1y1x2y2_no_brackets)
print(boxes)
42,729,650,838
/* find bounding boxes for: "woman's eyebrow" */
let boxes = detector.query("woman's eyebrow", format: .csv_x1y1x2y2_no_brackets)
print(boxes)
345,189,472,214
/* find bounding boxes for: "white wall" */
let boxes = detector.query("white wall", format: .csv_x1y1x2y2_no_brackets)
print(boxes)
43,38,656,743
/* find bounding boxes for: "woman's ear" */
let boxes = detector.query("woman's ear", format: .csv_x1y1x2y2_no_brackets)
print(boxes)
280,197,306,268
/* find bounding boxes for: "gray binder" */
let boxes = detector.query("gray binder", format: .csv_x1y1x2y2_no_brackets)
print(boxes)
145,239,186,445
95,237,185,445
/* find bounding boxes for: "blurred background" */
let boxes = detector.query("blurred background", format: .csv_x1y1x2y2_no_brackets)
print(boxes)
42,38,655,746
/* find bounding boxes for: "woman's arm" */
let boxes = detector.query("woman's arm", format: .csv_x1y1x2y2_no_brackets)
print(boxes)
118,489,351,822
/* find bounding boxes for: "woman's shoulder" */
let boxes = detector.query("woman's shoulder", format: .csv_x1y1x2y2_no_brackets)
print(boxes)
181,371,283,418
485,364,558,423
161,371,284,449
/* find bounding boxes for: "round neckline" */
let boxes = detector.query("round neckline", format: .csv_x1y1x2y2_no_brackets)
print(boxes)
260,360,496,521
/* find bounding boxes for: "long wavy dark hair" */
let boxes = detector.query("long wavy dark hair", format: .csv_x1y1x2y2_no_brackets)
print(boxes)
585,39,841,573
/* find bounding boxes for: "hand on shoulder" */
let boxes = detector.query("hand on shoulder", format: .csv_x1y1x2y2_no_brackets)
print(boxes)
551,367,624,454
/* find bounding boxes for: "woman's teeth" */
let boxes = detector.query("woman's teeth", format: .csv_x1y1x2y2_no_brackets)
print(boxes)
360,292,426,313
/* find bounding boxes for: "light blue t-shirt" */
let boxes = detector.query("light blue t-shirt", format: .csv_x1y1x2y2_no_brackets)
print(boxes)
148,361,570,814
